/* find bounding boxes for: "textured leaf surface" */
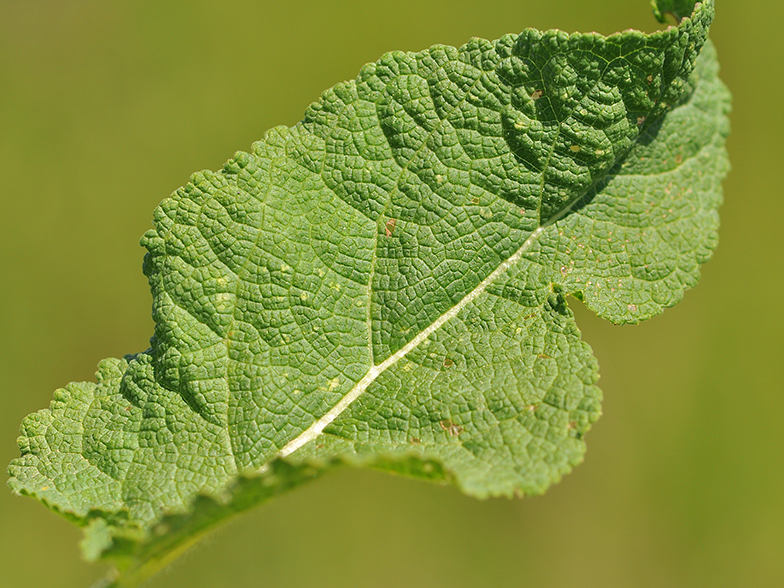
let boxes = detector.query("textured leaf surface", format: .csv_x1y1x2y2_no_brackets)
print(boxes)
8,1,729,585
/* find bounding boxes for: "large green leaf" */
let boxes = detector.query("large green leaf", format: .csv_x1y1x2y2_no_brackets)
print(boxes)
8,1,729,585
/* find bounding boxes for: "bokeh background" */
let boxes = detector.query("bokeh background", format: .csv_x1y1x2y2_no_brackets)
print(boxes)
1,1,781,587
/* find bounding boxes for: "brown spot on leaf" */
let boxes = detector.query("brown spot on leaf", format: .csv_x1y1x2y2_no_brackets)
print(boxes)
443,358,454,368
530,89,543,100
646,74,654,83
637,116,646,126
675,154,683,165
410,437,421,445
439,419,464,436
385,217,397,237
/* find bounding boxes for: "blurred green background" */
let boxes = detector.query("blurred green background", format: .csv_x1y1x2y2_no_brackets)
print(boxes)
1,1,781,587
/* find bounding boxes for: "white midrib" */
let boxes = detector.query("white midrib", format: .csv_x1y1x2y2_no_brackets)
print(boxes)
277,225,545,458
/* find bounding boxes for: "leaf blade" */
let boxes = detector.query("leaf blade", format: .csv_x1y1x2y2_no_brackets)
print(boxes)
7,2,729,584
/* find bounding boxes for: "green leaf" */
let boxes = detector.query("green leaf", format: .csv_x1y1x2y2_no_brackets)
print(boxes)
8,1,729,585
